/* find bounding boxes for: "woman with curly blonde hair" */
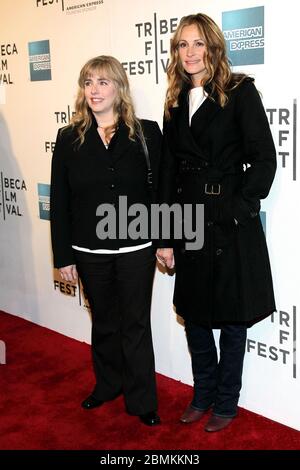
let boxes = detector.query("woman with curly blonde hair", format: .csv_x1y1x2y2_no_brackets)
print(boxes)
51,56,161,426
69,55,144,145
157,14,276,432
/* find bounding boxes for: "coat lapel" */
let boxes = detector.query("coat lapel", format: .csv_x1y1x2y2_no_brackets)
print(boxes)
84,115,133,164
172,86,223,162
84,114,109,159
190,94,223,136
110,120,134,164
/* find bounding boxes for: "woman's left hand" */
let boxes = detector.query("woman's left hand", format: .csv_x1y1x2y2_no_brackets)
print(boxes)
156,248,175,269
59,264,78,282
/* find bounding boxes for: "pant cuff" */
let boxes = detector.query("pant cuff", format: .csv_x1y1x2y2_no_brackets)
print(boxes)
190,402,213,412
212,411,237,418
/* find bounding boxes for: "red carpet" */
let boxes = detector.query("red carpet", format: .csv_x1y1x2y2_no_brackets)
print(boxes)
0,310,299,450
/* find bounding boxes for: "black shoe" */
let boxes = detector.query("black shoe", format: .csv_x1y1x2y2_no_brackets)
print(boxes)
81,394,104,410
139,411,161,426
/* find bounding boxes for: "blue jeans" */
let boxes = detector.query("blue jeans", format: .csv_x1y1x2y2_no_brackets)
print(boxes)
185,321,247,418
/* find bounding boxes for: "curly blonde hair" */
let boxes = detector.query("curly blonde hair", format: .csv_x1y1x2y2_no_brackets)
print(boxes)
66,55,143,146
165,13,246,119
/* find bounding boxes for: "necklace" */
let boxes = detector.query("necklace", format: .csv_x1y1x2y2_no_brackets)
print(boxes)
97,122,116,129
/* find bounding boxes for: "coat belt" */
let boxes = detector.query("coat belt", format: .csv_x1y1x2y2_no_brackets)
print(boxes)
178,160,243,196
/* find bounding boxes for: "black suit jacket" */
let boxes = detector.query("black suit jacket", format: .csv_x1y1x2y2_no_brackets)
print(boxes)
50,118,162,268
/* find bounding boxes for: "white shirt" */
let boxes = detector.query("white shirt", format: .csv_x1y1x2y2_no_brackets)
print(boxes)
189,86,207,126
72,241,152,254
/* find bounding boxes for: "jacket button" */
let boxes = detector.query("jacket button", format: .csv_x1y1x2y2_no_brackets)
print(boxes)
110,184,115,189
216,248,223,256
177,187,182,194
203,161,209,167
108,167,115,172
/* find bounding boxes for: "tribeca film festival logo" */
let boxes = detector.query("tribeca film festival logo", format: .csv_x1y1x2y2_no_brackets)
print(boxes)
266,101,298,181
0,172,27,220
0,42,18,103
222,6,264,66
0,42,18,86
122,13,179,84
45,105,75,155
247,307,297,379
28,40,51,81
37,183,50,220
35,0,104,15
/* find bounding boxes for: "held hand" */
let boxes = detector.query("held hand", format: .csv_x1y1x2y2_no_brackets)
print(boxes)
156,248,175,269
59,264,78,282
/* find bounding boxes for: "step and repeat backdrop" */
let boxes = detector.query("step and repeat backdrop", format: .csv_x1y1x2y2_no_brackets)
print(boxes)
1,0,299,430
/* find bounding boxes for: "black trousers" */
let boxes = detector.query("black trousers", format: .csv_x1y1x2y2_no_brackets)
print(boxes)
185,321,247,417
74,246,157,415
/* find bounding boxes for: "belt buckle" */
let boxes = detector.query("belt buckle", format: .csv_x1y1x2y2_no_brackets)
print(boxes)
205,183,221,195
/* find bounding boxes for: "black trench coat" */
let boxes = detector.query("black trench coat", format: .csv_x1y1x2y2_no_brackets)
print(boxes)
161,78,276,325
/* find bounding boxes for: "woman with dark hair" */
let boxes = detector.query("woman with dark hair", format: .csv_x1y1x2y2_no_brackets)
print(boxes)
157,13,276,432
51,56,161,426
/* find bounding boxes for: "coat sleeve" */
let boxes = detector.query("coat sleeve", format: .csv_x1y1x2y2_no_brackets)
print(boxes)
155,115,177,248
233,80,277,225
144,120,162,198
50,129,75,268
141,120,164,249
159,116,177,206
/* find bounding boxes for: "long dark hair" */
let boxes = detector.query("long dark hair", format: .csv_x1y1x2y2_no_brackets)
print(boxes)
165,13,247,119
